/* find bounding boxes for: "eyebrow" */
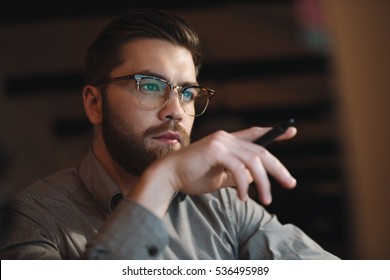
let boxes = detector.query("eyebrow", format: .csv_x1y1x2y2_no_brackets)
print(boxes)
136,70,199,87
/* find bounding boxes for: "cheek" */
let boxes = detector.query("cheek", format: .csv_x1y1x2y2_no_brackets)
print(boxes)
108,99,148,129
183,117,195,136
124,110,156,131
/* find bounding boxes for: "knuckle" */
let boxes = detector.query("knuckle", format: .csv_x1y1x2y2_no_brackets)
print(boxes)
208,130,228,147
257,145,268,155
232,161,246,172
248,153,261,163
212,130,228,139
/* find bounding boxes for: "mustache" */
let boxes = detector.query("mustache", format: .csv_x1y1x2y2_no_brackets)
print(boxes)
143,122,190,142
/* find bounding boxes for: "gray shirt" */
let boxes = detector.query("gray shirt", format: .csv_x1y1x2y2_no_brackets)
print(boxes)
0,148,338,259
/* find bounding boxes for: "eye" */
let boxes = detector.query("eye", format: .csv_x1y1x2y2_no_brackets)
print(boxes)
182,87,198,103
140,82,161,92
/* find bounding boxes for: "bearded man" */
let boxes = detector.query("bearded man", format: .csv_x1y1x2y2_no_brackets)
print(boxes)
0,9,338,260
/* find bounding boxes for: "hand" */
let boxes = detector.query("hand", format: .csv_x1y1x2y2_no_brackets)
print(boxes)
150,126,297,205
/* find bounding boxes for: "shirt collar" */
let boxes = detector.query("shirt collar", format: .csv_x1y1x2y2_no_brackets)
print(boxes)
77,147,122,214
77,147,187,214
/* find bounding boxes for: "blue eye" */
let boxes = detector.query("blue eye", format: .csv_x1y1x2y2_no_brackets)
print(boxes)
138,78,168,97
182,88,197,103
140,83,160,92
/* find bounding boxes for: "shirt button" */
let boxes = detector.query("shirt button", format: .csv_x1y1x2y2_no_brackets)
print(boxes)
148,246,158,256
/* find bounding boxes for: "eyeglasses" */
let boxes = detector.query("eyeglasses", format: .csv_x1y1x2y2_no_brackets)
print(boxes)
96,74,215,117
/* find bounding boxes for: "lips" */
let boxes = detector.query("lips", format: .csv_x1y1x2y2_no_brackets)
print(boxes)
151,130,181,144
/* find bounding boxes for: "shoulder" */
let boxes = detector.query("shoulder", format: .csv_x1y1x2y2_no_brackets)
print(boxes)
13,167,85,211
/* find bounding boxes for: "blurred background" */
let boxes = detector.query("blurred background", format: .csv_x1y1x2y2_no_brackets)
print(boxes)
0,0,389,259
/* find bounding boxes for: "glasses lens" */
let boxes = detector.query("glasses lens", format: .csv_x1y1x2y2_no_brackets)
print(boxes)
182,87,210,116
136,76,212,116
137,77,169,109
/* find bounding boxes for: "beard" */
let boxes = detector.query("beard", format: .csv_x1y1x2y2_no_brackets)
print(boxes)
101,98,191,177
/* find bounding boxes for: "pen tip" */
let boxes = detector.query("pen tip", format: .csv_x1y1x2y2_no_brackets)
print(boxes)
278,118,295,131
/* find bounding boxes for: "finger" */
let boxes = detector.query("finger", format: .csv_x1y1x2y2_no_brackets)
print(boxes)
221,168,253,188
219,139,272,204
258,148,297,189
231,127,267,142
227,135,296,188
248,154,272,205
227,140,296,204
231,126,297,143
222,158,252,201
273,126,297,141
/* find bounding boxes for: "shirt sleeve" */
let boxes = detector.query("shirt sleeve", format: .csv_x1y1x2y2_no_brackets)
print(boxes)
84,198,168,259
0,202,62,259
223,188,339,259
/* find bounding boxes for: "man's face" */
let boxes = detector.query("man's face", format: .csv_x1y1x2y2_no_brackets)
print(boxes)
101,39,196,176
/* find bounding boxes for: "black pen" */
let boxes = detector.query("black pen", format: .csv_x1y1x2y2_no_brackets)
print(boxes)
255,118,295,147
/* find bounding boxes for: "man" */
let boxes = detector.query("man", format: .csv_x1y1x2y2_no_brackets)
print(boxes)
0,9,338,259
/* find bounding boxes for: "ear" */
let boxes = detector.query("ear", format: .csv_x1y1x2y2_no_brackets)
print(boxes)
82,85,103,125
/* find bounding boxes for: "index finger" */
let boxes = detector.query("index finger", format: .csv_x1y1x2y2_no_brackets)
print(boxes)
231,126,297,143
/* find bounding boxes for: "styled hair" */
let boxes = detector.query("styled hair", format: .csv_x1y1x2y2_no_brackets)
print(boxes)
84,9,202,86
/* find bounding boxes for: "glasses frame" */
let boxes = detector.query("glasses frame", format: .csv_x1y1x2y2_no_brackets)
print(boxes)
96,74,215,117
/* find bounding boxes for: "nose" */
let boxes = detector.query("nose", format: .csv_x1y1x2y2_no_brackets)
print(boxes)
158,90,183,121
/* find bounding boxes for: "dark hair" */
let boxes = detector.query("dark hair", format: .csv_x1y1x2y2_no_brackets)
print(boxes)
84,9,202,86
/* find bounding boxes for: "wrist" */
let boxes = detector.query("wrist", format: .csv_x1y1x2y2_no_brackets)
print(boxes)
126,160,177,218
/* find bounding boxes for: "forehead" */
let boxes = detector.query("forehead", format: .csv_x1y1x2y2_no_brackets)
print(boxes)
111,38,197,81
